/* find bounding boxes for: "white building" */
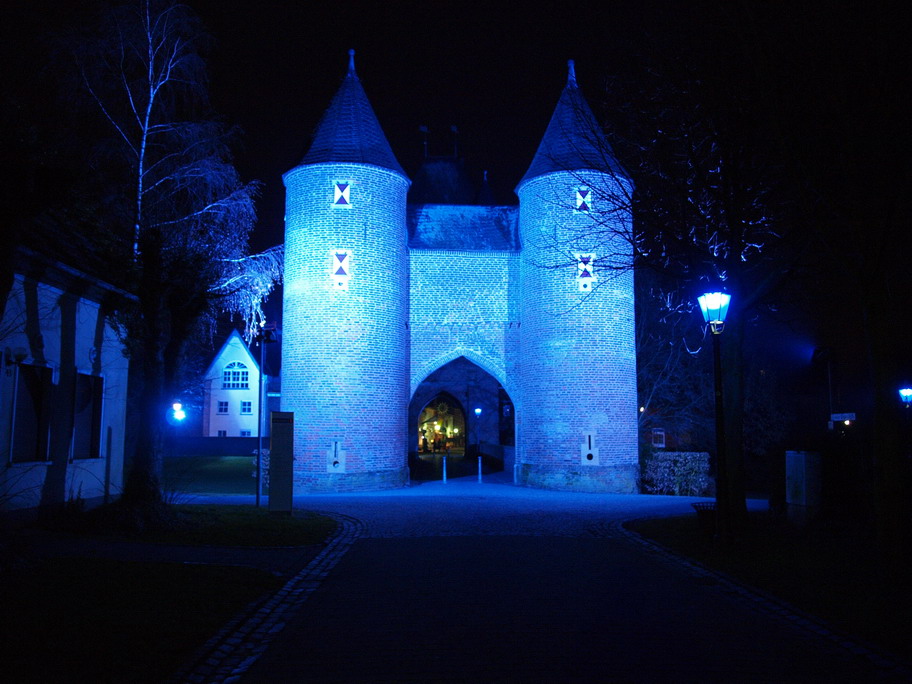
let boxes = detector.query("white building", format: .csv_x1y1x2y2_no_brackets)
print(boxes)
1,248,131,511
201,329,264,438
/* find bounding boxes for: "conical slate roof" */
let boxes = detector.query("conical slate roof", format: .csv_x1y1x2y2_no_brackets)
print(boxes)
301,50,406,177
518,61,628,188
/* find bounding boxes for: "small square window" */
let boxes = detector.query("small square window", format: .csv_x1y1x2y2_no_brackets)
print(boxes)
217,401,229,415
651,428,666,449
217,430,227,438
240,430,252,438
241,401,252,415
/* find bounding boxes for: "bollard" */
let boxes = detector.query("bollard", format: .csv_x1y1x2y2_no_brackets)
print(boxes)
442,455,447,483
478,456,482,483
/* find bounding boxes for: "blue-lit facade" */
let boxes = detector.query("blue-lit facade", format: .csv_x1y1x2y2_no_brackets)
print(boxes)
282,53,637,492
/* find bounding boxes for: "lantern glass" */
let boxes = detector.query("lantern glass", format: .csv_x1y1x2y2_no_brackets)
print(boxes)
698,292,731,324
899,388,912,404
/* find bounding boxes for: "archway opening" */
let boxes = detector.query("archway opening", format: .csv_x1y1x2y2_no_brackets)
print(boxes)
408,356,514,481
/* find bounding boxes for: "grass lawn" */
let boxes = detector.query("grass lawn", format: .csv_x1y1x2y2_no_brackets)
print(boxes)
626,513,912,662
1,504,338,682
163,455,256,494
149,504,339,546
2,558,283,683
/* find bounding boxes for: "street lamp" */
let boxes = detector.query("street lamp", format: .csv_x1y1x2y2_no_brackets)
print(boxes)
698,291,731,334
698,290,731,541
899,388,912,407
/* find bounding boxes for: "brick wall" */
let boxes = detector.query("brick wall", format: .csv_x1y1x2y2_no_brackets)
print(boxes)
282,162,410,491
516,170,638,492
408,248,520,398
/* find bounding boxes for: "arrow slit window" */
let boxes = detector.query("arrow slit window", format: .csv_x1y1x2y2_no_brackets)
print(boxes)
333,180,352,208
331,249,353,290
575,186,592,212
575,253,597,292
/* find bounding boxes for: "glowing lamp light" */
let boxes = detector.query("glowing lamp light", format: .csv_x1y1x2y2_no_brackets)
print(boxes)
474,407,482,416
171,402,186,422
900,388,912,406
698,291,731,334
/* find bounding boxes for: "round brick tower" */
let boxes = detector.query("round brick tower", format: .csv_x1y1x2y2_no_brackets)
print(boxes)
515,61,638,492
282,51,410,491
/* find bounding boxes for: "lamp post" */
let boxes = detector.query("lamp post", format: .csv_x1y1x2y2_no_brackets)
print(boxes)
698,291,732,541
255,323,278,507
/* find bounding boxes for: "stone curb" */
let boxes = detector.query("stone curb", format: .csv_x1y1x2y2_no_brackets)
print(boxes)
170,512,364,684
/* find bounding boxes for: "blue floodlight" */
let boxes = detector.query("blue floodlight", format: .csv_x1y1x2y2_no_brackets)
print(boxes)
698,291,731,334
900,388,912,406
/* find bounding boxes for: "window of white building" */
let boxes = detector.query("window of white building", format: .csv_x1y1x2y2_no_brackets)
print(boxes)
223,362,249,389
10,364,53,463
73,373,104,459
217,401,229,414
241,401,252,415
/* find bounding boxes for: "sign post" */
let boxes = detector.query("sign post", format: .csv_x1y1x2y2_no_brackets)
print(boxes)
269,411,294,514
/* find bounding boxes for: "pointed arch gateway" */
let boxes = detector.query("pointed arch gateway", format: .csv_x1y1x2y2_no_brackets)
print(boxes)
408,356,515,480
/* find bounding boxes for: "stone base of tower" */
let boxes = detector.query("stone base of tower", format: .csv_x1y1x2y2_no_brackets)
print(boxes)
294,466,409,493
517,463,638,493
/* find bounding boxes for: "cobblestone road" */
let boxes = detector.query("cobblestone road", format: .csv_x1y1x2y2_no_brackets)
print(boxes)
174,475,909,683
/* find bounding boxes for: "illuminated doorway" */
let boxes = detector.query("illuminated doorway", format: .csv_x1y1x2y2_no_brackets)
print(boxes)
408,356,514,480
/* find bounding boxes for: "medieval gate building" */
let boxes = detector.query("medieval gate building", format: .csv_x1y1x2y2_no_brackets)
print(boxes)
282,52,637,492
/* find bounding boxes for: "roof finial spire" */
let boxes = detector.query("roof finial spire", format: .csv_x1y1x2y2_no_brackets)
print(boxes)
348,49,356,76
567,59,577,86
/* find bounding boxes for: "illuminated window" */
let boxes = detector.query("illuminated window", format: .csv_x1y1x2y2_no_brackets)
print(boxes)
223,362,249,389
241,401,252,415
217,401,229,414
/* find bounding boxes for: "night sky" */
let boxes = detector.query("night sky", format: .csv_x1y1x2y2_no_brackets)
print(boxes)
180,0,684,251
5,1,906,390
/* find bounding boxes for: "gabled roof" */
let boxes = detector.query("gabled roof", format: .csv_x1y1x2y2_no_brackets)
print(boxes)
204,329,259,380
517,61,628,189
300,50,406,177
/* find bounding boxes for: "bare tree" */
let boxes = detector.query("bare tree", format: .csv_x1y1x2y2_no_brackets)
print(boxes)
635,272,713,452
737,2,911,567
71,0,281,509
534,37,796,532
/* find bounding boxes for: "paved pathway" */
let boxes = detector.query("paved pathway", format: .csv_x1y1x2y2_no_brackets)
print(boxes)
174,475,909,683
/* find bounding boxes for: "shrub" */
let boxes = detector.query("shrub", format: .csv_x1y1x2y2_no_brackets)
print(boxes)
641,451,713,496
